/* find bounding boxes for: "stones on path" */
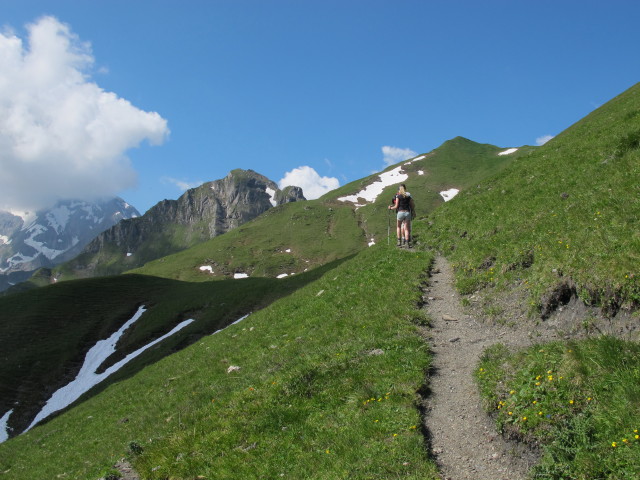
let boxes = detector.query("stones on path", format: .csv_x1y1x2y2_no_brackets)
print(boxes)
113,460,140,480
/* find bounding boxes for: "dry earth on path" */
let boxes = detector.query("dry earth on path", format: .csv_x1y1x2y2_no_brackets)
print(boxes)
419,255,538,479
419,255,640,480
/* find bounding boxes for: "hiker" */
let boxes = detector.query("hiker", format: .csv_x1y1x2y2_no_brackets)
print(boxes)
388,183,415,247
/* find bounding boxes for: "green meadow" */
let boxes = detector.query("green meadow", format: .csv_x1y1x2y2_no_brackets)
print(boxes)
418,83,640,478
0,246,439,479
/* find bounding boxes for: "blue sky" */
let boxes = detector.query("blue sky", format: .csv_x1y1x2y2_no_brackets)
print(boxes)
2,0,639,214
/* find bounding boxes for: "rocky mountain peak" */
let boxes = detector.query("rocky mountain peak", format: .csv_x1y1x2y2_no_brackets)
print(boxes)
67,169,305,278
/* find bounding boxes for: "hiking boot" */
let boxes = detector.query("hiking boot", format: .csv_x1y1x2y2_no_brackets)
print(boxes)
396,239,402,247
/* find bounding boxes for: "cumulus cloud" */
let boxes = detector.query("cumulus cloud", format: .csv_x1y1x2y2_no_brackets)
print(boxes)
0,16,169,212
278,166,339,200
536,135,554,146
382,146,418,167
162,176,203,192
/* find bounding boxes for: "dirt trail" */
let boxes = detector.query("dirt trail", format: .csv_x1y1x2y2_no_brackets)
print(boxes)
421,256,539,480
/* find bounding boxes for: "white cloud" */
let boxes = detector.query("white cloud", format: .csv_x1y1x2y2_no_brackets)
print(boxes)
381,146,417,167
536,135,554,146
0,16,169,212
162,176,203,192
278,166,339,200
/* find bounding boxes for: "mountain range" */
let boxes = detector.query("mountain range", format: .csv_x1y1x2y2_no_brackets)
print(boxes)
0,82,638,479
53,169,305,281
0,198,139,292
0,135,518,441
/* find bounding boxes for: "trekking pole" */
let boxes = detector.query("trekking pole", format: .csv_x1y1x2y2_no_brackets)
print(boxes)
387,208,390,246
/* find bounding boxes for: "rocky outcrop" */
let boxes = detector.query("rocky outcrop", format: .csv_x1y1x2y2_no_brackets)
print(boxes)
68,169,305,276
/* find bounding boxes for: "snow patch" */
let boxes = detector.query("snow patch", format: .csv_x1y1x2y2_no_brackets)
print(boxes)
25,306,194,432
126,252,133,257
404,155,426,164
285,248,291,253
368,238,376,247
22,224,75,260
277,273,288,279
0,235,10,245
418,170,424,176
440,189,460,202
498,148,518,156
0,410,12,443
212,313,251,336
265,187,277,207
199,265,214,273
1,251,38,272
234,273,249,279
46,205,71,233
337,166,409,207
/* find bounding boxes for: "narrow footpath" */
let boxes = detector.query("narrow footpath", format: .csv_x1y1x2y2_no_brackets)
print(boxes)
421,256,538,480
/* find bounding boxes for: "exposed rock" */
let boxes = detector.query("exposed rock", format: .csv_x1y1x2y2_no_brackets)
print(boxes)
63,170,306,278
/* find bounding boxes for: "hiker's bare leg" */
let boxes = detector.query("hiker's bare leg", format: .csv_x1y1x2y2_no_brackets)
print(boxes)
402,220,411,244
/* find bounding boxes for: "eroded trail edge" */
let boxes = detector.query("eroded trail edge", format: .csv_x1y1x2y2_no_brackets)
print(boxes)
420,256,538,480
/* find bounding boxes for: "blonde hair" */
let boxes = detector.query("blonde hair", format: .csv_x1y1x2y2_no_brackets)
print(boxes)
398,184,408,197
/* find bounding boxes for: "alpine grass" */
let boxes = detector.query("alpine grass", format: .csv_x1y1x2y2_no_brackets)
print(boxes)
0,246,439,479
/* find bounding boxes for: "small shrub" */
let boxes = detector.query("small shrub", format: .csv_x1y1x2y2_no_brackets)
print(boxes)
128,441,144,456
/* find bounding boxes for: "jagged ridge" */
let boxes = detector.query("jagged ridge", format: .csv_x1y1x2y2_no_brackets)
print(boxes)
58,169,305,279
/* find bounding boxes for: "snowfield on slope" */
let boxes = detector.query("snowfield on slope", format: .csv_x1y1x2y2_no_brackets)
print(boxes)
337,166,409,207
23,306,194,434
440,189,460,201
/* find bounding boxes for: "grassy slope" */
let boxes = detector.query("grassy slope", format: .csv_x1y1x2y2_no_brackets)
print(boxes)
132,137,519,283
0,260,349,436
4,74,639,477
417,82,640,478
477,337,640,478
418,83,640,313
129,200,365,282
7,136,514,290
0,136,518,471
0,246,439,480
